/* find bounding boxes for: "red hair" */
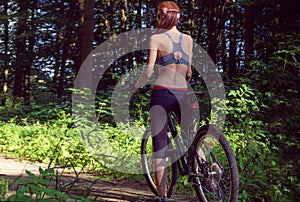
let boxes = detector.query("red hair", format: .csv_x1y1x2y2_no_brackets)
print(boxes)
156,1,180,33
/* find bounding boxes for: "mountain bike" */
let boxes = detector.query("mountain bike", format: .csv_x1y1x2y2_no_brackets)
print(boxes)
141,86,239,201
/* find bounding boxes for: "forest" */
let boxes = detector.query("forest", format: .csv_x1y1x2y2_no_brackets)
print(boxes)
0,0,299,201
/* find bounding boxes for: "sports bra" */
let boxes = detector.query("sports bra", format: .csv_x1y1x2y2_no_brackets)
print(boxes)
156,32,190,67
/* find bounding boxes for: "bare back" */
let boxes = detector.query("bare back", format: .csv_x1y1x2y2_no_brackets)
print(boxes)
150,31,193,88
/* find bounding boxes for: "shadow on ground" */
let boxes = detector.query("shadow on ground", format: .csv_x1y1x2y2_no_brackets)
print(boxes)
0,158,196,201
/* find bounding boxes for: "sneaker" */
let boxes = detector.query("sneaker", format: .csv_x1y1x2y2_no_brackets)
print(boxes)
211,163,222,183
201,163,222,191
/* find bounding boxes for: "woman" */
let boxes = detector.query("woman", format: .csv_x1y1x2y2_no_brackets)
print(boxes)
135,1,193,201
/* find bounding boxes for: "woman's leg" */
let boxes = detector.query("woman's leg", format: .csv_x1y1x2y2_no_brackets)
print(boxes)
149,90,185,198
154,158,168,196
149,91,172,197
150,104,169,197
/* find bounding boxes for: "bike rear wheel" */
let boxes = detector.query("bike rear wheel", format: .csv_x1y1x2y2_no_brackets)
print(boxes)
191,125,239,202
141,128,179,198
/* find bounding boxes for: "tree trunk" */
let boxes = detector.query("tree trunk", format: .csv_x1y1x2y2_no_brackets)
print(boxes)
23,61,31,105
221,13,227,78
228,7,237,79
13,0,37,105
77,0,95,73
104,0,112,38
53,32,60,96
244,4,255,70
136,0,142,29
188,0,195,37
23,5,36,106
207,0,217,63
57,44,68,100
14,2,27,102
2,0,9,106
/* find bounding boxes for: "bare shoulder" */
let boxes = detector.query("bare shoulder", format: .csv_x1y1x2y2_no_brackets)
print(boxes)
182,33,193,48
150,33,166,42
149,34,163,49
182,33,193,42
150,34,169,48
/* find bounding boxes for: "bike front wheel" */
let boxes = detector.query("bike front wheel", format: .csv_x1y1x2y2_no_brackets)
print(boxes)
191,125,239,202
141,128,179,198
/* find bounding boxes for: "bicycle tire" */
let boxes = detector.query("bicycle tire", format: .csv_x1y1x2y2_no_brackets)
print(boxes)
192,125,239,202
141,128,179,198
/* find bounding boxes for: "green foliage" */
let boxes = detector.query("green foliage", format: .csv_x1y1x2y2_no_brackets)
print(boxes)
129,86,151,124
224,84,274,201
74,122,146,174
0,101,71,124
1,0,299,201
247,33,299,201
224,32,300,200
0,120,89,167
0,106,145,175
224,81,298,201
0,178,9,201
0,168,90,202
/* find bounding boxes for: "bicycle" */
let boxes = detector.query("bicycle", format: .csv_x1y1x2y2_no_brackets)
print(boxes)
140,84,239,201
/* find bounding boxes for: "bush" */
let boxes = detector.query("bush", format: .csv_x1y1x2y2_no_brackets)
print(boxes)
225,81,299,201
0,168,91,201
0,112,146,175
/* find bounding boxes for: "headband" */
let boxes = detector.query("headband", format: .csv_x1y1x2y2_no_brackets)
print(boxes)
161,7,180,13
167,8,180,13
161,7,180,18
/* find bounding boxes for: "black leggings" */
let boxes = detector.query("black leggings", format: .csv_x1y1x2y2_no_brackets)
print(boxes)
149,89,187,158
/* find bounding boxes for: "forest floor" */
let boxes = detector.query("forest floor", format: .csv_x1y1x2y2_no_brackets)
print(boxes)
0,157,195,202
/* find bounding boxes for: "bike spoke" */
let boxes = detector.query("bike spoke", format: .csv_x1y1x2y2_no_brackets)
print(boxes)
192,133,236,202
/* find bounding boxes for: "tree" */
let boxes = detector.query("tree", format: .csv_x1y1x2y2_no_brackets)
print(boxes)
207,0,218,63
12,0,37,105
244,2,255,69
77,0,95,74
23,1,36,105
13,0,28,103
228,4,237,78
1,0,9,106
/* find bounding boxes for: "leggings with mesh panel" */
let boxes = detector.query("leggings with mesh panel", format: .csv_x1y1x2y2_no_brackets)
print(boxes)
149,89,187,158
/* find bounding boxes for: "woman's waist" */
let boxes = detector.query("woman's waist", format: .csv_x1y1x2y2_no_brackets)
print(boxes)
152,85,188,92
153,77,187,90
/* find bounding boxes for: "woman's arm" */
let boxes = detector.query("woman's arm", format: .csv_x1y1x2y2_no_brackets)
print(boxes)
135,36,158,88
186,36,193,82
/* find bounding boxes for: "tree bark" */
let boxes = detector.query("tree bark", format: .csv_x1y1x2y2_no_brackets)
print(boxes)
244,4,255,70
2,0,9,106
13,0,37,105
14,1,27,102
221,12,227,78
188,0,195,37
23,5,36,106
57,44,68,100
228,6,237,79
77,0,95,73
207,0,218,63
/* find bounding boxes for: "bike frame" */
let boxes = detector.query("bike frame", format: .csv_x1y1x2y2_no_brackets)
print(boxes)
141,86,240,201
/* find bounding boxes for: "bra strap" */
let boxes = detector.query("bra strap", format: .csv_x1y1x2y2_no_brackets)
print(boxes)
164,32,174,42
179,32,183,43
164,32,182,44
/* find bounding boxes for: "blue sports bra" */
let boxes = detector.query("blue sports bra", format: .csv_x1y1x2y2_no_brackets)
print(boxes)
156,32,190,67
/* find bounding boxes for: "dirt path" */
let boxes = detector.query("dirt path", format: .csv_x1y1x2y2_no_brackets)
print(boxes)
0,157,194,201
0,157,155,201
